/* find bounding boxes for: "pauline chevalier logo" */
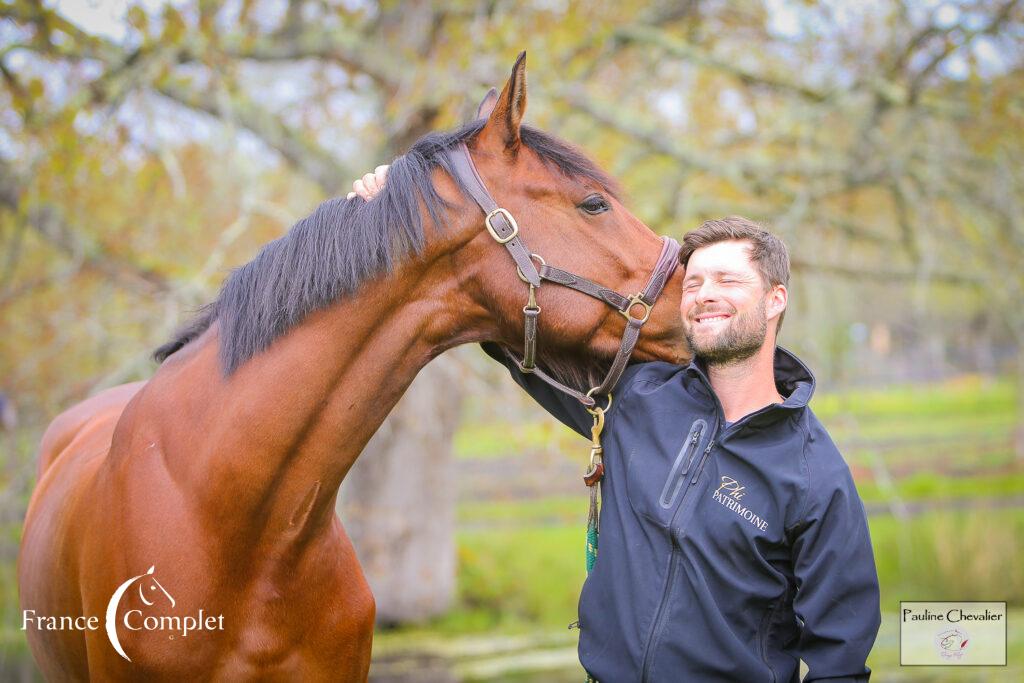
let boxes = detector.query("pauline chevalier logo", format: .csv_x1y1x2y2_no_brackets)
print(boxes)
900,601,1005,666
23,565,224,662
934,627,969,660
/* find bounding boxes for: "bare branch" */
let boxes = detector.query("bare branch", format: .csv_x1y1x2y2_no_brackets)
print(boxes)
0,159,171,297
613,24,831,103
219,27,400,90
155,78,349,194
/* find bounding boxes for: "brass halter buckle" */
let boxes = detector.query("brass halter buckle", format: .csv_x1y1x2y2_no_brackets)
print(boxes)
485,208,519,244
619,293,653,325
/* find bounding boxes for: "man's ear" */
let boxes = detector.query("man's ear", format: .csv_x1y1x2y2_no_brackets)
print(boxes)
476,87,498,119
767,284,787,327
477,51,527,154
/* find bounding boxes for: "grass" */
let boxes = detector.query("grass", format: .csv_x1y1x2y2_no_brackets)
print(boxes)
458,496,587,528
855,470,1024,504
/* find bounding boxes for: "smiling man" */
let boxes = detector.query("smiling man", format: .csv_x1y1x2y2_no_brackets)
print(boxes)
352,170,881,681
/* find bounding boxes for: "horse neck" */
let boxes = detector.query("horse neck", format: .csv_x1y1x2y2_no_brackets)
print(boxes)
154,215,490,547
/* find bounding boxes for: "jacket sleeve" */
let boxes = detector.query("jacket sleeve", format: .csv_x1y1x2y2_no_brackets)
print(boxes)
790,445,881,682
479,342,598,438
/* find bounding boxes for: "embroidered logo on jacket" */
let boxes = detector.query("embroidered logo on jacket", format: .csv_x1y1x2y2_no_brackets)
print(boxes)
711,476,768,531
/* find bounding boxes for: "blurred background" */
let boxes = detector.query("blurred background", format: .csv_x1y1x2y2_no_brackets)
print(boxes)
1,0,1022,680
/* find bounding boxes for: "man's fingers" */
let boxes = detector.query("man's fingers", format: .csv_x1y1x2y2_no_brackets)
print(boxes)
348,164,389,201
362,172,380,196
353,179,369,200
347,192,356,200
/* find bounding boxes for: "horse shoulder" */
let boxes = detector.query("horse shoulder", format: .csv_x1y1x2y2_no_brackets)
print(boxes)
36,381,148,479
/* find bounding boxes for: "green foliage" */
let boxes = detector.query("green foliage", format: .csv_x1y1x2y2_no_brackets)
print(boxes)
873,508,1024,606
447,525,587,633
458,497,586,528
454,422,582,461
856,471,1024,504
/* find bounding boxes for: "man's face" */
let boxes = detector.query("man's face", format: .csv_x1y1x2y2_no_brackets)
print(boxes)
680,240,778,366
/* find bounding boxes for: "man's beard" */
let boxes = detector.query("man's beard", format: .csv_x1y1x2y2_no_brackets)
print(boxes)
683,297,768,367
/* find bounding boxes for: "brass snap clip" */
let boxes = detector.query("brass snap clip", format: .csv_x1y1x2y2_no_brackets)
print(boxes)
583,389,612,487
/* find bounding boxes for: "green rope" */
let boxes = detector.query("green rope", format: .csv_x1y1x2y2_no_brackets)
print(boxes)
584,520,598,683
586,512,599,573
583,486,600,682
581,400,609,683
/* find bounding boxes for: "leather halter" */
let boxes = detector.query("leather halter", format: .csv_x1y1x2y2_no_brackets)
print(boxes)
446,143,681,408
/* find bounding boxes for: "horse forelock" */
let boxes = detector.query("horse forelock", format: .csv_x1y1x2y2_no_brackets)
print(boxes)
154,119,619,382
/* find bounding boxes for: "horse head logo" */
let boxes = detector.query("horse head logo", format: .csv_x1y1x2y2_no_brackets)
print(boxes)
104,566,175,662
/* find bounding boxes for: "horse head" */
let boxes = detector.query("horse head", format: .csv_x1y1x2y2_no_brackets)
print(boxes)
136,566,176,609
437,53,689,386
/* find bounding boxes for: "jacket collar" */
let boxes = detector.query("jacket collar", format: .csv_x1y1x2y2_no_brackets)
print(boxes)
683,345,816,424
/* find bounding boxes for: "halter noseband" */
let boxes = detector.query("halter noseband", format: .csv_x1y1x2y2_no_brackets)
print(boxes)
446,143,681,408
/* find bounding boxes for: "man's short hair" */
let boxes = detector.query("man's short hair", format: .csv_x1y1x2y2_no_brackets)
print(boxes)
680,216,790,333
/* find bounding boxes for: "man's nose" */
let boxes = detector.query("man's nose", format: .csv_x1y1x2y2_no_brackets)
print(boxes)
696,279,719,303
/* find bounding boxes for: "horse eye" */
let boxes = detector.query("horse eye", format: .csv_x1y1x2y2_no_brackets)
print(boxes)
579,194,610,215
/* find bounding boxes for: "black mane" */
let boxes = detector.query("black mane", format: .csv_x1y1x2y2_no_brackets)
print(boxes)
153,120,619,376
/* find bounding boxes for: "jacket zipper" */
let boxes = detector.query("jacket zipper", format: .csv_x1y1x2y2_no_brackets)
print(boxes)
659,421,705,509
758,596,783,683
640,421,719,682
637,370,792,681
689,437,715,485
640,367,733,683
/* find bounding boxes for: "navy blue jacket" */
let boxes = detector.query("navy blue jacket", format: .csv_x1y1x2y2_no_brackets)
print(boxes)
484,344,880,682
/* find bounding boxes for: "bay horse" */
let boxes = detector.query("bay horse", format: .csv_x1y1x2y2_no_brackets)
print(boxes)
19,54,687,681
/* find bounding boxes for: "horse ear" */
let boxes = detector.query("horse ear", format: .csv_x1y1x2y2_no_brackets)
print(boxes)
476,87,498,119
478,51,527,153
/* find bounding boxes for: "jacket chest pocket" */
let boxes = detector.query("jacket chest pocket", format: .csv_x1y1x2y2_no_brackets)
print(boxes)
625,419,707,528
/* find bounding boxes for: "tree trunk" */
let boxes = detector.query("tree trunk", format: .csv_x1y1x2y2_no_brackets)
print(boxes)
336,353,463,625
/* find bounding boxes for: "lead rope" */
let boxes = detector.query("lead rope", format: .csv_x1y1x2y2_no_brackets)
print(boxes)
579,392,611,683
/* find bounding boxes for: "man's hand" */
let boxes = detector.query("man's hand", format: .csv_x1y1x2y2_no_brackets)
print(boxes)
347,165,389,201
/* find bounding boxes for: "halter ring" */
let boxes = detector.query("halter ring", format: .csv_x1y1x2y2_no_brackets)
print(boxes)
516,253,547,283
585,388,613,416
619,293,653,325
